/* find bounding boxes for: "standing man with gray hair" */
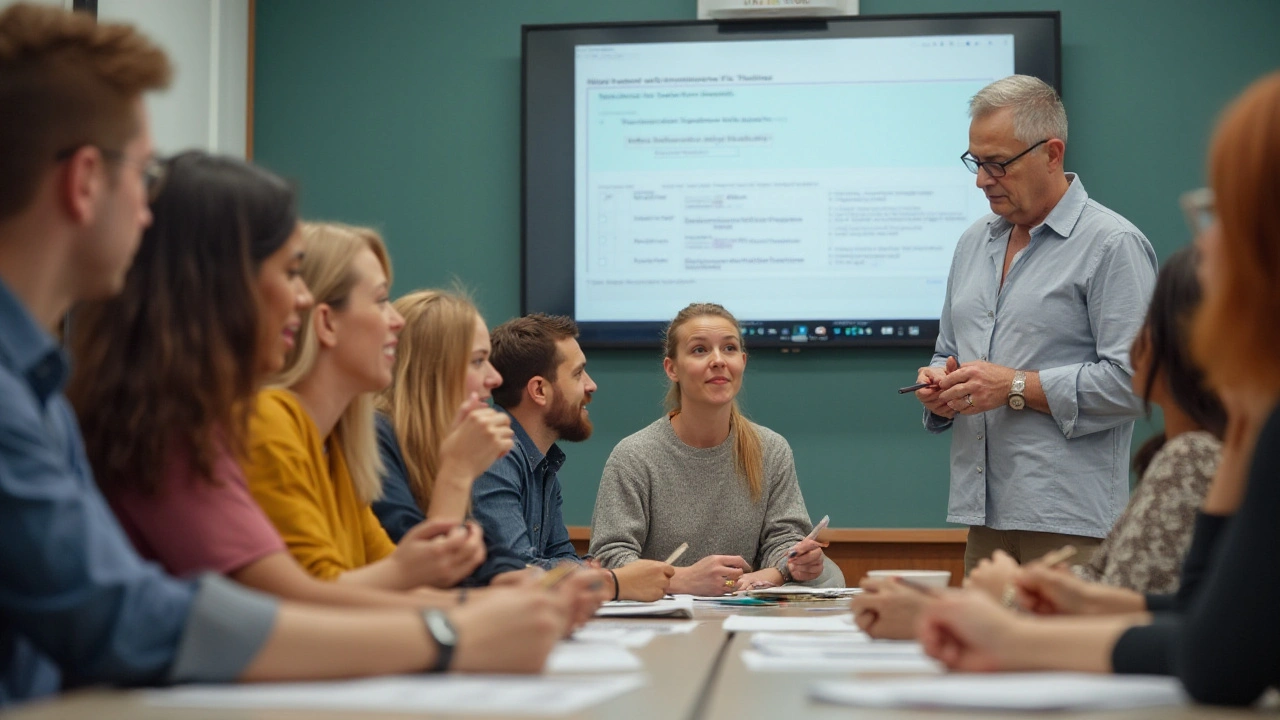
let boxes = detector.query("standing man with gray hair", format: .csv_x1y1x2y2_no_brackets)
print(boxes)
912,75,1157,573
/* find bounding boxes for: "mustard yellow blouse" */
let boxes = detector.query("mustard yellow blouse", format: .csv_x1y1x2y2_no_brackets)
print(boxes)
244,388,395,580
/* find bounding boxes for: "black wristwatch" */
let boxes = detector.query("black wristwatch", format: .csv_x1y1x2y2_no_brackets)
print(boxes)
422,610,457,673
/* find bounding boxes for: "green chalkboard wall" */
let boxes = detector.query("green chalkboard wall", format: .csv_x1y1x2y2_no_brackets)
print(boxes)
253,0,1280,528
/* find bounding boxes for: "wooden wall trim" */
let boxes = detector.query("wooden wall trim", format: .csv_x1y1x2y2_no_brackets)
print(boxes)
566,526,967,544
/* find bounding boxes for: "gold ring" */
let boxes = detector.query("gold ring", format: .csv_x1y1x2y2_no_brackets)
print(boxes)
724,579,735,587
965,394,975,407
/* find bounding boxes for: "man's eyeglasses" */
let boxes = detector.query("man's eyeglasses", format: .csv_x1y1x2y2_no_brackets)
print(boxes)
960,139,1049,178
1179,188,1214,237
54,145,167,202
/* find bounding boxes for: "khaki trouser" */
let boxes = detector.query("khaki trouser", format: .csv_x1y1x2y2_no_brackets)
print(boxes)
964,525,1103,576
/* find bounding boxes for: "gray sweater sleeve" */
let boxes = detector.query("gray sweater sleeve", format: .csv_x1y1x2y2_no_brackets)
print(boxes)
588,443,648,569
757,434,845,588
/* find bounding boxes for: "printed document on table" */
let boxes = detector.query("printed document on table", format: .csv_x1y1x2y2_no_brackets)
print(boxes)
743,650,944,674
147,674,647,715
571,625,659,648
546,641,643,673
747,586,863,599
746,633,940,673
810,673,1187,711
149,671,650,712
723,613,859,632
585,619,699,636
750,632,873,649
751,634,927,657
595,595,694,618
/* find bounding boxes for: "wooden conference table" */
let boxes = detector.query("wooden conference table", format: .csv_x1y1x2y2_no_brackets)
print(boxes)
4,601,1269,720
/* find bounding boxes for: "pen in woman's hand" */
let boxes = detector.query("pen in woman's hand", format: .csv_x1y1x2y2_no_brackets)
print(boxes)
789,515,829,557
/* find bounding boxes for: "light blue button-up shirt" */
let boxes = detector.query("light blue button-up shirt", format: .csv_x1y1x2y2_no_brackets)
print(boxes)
925,174,1157,537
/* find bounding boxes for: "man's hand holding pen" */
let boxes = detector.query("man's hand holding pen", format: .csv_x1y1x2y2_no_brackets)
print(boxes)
913,356,961,418
937,361,1018,415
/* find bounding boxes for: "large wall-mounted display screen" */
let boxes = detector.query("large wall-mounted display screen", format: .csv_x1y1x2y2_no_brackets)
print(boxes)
524,13,1060,347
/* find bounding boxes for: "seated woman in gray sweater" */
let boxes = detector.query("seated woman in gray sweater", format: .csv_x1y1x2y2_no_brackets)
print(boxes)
589,303,844,595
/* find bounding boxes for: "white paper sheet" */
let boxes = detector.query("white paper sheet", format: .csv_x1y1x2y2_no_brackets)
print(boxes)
546,642,643,672
146,674,648,715
746,633,938,673
810,673,1187,711
751,631,872,648
723,613,859,633
594,596,694,618
585,619,699,635
743,650,944,674
752,632,900,652
570,626,658,648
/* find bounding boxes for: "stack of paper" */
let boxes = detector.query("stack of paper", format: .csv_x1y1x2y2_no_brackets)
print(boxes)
146,674,648,715
810,673,1187,711
747,586,862,600
594,596,694,618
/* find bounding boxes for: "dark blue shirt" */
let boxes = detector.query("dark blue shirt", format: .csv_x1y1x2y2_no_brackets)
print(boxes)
371,413,526,584
471,412,579,569
0,278,274,705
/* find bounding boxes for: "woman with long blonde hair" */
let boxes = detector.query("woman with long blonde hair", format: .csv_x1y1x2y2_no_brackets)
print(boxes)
590,302,843,595
373,290,531,584
243,223,485,591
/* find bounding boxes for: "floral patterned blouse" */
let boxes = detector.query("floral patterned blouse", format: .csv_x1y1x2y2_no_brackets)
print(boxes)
1073,430,1221,593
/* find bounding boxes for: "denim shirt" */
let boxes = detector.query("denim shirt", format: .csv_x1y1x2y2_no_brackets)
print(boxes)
370,413,527,584
0,278,276,705
470,412,579,569
925,175,1157,537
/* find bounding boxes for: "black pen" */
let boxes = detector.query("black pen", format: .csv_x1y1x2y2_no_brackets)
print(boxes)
898,359,962,394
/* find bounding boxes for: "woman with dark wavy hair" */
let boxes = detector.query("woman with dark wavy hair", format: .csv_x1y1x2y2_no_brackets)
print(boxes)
69,151,310,580
69,151,471,606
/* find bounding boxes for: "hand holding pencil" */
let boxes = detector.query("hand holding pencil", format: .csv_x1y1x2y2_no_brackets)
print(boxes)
610,551,679,602
784,515,830,583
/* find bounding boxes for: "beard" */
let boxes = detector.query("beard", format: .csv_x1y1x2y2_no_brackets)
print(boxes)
547,392,593,442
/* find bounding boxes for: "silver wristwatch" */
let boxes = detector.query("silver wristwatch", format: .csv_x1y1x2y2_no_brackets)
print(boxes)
422,609,457,672
1008,370,1027,411
775,557,794,584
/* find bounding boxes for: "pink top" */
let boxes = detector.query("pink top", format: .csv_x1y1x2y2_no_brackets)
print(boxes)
110,439,287,578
